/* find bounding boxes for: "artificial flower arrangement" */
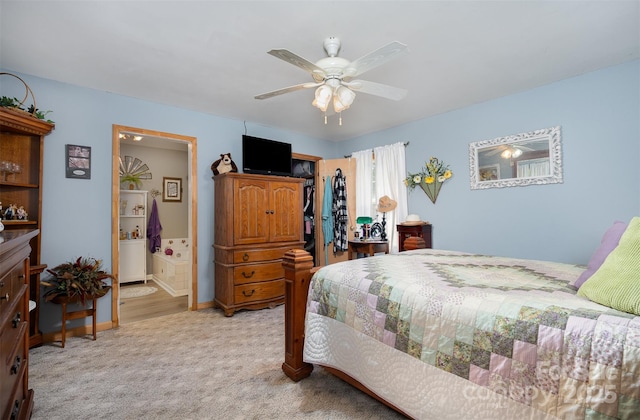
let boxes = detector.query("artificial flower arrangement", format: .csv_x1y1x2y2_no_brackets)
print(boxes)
42,257,113,305
404,157,453,204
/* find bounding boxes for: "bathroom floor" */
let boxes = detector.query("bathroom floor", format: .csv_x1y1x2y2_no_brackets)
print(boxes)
120,279,188,324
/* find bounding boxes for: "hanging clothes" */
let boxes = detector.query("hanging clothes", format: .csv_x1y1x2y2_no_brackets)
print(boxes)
332,168,348,254
147,198,163,253
303,185,314,234
322,175,334,266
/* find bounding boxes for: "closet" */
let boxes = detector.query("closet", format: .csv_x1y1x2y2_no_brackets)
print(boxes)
292,156,317,265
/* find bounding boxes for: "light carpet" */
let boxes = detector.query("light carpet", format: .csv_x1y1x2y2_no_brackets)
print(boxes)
120,285,158,299
28,306,405,420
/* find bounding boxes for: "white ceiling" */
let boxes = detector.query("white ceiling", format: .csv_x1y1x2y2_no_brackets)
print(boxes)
1,1,638,142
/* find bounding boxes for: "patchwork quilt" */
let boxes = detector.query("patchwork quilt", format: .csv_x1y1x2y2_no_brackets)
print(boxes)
305,249,640,419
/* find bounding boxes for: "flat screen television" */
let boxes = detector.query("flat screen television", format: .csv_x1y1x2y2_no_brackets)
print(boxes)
242,135,292,176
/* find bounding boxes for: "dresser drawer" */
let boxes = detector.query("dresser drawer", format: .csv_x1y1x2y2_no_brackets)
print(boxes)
233,261,284,285
234,279,284,304
232,246,291,264
0,268,26,317
0,322,27,416
0,304,26,364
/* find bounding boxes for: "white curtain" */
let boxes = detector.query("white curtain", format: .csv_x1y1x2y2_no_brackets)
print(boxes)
517,158,550,177
352,149,374,219
374,142,408,253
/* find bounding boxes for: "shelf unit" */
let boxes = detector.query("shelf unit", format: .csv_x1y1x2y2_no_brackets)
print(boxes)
118,190,147,284
0,107,54,348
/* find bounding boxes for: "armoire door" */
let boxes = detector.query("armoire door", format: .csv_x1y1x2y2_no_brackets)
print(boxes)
269,180,303,243
233,177,270,245
316,158,357,266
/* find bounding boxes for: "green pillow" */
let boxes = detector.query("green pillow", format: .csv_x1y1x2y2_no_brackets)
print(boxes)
578,216,640,315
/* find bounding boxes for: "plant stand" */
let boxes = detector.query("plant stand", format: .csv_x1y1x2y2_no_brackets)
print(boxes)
51,287,109,348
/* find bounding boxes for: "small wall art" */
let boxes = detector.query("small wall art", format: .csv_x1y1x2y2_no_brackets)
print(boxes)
65,144,91,179
163,177,182,202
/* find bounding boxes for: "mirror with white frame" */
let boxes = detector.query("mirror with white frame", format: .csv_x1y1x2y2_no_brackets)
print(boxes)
469,126,562,189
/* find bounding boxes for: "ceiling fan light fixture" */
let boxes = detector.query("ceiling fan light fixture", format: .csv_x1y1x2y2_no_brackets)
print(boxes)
511,148,523,158
501,149,512,159
312,85,332,112
333,86,355,113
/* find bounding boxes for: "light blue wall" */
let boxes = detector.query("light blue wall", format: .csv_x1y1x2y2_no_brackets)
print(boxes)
2,60,638,333
1,72,337,333
339,60,640,264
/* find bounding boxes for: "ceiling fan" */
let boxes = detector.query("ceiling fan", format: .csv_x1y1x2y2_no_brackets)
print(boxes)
485,144,535,159
255,37,409,124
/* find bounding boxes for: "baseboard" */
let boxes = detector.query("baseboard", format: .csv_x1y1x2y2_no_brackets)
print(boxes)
42,302,217,343
197,301,215,310
42,320,113,344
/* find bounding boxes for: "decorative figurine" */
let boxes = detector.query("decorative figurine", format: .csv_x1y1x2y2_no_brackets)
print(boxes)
16,206,27,220
3,203,15,220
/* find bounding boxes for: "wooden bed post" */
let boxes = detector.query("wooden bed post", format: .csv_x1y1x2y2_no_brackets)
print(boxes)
282,249,314,381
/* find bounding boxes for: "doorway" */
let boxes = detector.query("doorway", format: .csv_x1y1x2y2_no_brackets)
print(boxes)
111,125,198,327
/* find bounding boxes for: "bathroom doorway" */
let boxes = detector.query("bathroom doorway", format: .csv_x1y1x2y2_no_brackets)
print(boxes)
111,125,198,326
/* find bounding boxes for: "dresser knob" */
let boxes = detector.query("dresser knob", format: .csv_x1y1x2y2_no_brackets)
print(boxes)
10,355,21,375
242,253,249,262
0,280,4,287
242,289,256,297
10,400,20,420
1,293,9,301
241,271,255,279
12,312,21,328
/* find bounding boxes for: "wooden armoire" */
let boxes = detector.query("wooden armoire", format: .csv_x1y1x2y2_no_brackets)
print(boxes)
213,173,304,316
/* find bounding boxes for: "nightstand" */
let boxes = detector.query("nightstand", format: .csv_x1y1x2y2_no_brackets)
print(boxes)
348,240,390,260
397,224,432,252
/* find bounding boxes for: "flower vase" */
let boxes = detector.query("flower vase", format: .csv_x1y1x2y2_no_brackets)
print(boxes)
420,179,443,204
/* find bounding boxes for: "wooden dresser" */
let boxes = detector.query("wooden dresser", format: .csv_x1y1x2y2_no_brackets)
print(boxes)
213,173,304,316
0,229,38,420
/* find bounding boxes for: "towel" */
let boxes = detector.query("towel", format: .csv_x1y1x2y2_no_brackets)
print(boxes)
147,198,163,253
322,175,334,265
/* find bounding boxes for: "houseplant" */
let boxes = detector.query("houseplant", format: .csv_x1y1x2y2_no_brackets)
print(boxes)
0,72,54,123
120,173,143,190
42,257,113,305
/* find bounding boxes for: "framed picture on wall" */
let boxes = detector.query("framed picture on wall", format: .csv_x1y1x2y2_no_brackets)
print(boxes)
65,144,91,179
479,164,500,181
163,177,182,202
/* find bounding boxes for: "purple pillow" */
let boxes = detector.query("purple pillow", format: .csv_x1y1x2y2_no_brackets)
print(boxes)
571,221,628,288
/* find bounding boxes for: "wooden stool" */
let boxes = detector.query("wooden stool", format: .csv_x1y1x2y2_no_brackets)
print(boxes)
404,236,426,250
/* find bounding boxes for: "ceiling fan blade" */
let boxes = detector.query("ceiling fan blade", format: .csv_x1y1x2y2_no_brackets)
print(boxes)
267,49,327,81
344,80,407,101
484,147,506,156
255,82,322,100
343,41,409,78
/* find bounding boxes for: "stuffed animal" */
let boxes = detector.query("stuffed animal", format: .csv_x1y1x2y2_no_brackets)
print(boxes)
211,153,238,177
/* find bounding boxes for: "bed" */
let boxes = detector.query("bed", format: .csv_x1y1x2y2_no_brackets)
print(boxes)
281,218,640,419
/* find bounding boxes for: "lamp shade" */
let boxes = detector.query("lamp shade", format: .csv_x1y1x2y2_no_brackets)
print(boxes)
333,86,355,113
312,85,332,112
